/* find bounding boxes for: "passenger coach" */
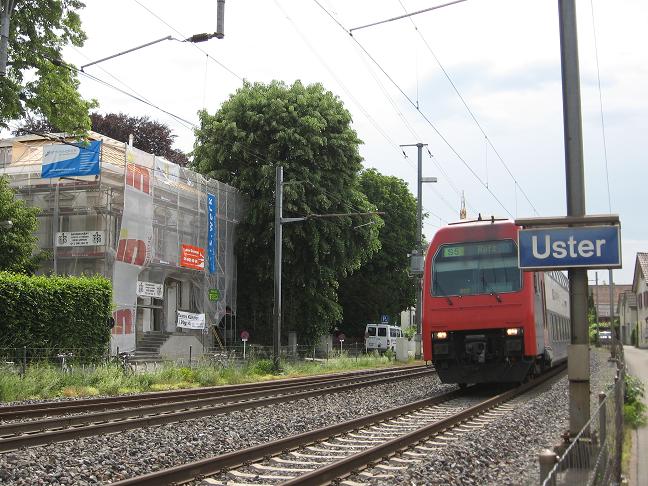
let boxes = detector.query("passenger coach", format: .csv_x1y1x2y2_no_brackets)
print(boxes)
422,218,569,385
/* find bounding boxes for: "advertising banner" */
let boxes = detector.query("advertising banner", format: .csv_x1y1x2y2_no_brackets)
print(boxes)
111,146,155,351
177,311,206,329
180,244,205,270
42,141,102,178
207,193,217,273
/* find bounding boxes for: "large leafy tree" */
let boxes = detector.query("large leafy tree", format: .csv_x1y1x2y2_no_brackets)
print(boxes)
14,112,190,166
193,80,381,344
0,0,96,133
0,177,45,274
338,169,418,337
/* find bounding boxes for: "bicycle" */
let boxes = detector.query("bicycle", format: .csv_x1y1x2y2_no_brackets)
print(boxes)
113,352,135,375
56,352,74,373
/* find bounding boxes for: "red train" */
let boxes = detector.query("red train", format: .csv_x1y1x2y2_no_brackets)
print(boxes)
422,218,570,385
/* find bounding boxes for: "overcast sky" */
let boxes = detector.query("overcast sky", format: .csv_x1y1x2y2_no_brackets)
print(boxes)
51,0,648,285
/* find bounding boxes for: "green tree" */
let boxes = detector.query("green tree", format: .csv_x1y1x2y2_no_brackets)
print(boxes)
0,0,96,133
0,177,45,274
193,80,381,343
338,169,418,336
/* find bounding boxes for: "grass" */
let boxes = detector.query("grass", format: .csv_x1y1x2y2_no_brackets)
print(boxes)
621,425,634,479
0,352,412,403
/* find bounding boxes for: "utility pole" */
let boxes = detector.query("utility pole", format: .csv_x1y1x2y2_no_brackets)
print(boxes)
0,0,16,76
400,143,436,358
273,166,284,370
595,272,600,346
609,269,617,358
558,0,590,435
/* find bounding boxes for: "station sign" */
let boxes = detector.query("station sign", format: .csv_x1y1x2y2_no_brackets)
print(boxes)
518,225,621,270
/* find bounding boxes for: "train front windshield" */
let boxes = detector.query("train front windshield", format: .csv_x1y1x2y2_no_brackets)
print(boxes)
432,239,521,297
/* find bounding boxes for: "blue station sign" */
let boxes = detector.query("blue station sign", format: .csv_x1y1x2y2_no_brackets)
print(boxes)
518,225,621,270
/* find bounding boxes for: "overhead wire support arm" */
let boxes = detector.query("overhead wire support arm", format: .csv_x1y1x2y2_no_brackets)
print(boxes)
349,0,468,33
80,35,175,70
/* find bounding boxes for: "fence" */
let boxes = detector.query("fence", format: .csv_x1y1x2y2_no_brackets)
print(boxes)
540,357,625,486
1,342,380,374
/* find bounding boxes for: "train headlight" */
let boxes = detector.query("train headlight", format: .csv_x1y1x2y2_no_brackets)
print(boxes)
434,331,448,340
506,327,523,336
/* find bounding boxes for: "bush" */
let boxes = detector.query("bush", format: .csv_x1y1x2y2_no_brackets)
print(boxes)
624,374,647,428
0,272,112,355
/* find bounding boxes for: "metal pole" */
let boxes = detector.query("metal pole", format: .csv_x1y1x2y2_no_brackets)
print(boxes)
273,166,283,370
558,0,590,435
595,272,600,346
609,269,617,358
53,179,60,274
0,0,15,76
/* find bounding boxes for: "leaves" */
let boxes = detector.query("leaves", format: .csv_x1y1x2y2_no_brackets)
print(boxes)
193,80,381,343
0,177,46,274
338,169,418,336
0,271,112,352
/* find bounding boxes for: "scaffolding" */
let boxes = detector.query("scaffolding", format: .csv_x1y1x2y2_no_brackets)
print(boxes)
0,132,244,353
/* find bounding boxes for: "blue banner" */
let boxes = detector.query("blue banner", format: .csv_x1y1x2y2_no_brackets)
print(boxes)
207,193,217,273
41,141,102,178
518,225,621,270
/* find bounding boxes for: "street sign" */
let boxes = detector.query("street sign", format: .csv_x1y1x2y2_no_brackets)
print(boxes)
240,330,250,341
337,333,345,342
380,314,389,324
518,225,621,270
208,289,220,301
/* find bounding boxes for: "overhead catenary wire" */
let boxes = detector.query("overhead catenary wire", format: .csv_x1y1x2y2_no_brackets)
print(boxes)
272,0,406,159
312,0,514,218
395,0,539,216
589,0,612,213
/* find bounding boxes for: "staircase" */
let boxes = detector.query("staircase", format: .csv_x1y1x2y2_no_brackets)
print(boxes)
133,331,172,363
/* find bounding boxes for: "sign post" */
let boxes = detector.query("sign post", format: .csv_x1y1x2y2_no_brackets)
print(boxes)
517,215,620,438
240,330,250,359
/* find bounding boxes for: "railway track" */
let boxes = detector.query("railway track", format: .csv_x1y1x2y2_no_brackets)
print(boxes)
109,364,566,486
0,365,433,452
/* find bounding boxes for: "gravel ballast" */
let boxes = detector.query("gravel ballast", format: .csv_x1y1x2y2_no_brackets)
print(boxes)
0,350,620,485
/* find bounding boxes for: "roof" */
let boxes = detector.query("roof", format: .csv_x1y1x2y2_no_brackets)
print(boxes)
632,252,648,292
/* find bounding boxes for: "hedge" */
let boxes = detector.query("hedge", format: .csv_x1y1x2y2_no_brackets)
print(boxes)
0,272,112,354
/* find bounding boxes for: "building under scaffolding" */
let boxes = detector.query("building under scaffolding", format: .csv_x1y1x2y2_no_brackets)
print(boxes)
0,132,244,357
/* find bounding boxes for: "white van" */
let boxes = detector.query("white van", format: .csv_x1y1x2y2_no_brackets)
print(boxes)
365,324,402,352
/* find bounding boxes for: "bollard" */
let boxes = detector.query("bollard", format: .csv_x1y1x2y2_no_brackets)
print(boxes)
539,449,558,486
189,345,192,368
598,392,607,447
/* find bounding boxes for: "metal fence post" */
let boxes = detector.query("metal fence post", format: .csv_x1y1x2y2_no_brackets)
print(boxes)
21,346,26,377
189,345,192,368
539,449,558,485
598,392,607,447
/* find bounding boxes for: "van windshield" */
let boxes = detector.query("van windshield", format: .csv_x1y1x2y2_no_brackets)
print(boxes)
432,239,521,297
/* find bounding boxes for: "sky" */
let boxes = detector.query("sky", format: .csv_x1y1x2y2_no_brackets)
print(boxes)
36,0,648,284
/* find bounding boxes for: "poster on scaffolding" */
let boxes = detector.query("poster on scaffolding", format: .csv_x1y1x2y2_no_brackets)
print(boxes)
42,141,102,178
177,311,206,329
111,146,155,352
207,193,217,273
